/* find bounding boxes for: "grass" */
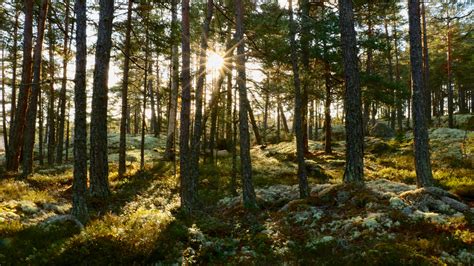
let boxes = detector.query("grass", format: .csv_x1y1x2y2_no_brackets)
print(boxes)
0,131,473,264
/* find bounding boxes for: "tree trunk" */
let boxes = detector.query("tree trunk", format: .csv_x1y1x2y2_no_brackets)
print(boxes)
164,0,179,161
47,21,56,165
118,0,132,177
300,0,310,154
324,57,332,154
89,0,114,198
246,99,262,145
72,0,89,223
408,0,434,187
179,0,196,213
225,33,233,149
65,101,70,161
263,87,269,143
6,0,34,172
279,103,289,133
149,61,157,135
289,0,309,198
22,0,49,176
56,0,71,164
155,61,161,136
38,84,44,166
393,16,403,132
235,0,257,209
10,9,20,128
421,1,431,123
339,0,364,184
384,18,395,130
447,13,454,128
140,27,150,171
189,0,213,195
1,45,8,156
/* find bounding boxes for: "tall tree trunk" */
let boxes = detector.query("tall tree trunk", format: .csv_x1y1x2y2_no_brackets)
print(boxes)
446,16,454,128
149,61,157,135
289,0,309,198
246,99,262,145
47,21,56,165
10,9,20,127
263,87,269,143
1,45,8,156
38,84,44,166
339,0,364,184
324,66,332,154
209,77,220,163
72,0,89,223
279,103,289,134
155,61,161,135
140,26,150,171
225,33,233,149
363,1,373,135
22,0,49,176
118,0,132,177
6,0,34,172
164,0,179,161
421,1,431,123
180,0,196,212
408,0,434,187
235,0,257,209
90,0,114,198
393,16,403,132
384,18,395,130
65,101,70,161
190,0,214,184
231,77,237,196
300,0,310,153
56,0,71,164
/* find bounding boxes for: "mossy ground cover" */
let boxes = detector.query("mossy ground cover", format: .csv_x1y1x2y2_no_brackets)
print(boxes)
0,130,473,264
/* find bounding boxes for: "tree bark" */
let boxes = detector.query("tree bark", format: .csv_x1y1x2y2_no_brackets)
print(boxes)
300,0,310,154
56,0,71,164
235,0,257,209
10,9,20,128
421,1,431,123
246,98,262,145
408,0,434,188
339,0,364,184
47,21,56,165
289,0,309,198
1,45,8,156
72,0,89,223
393,16,403,132
179,0,196,213
22,0,49,176
140,27,150,171
118,0,132,177
90,0,114,198
6,0,34,172
447,16,454,128
164,0,179,161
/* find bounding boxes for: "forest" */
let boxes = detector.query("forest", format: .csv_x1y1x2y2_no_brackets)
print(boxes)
0,0,473,264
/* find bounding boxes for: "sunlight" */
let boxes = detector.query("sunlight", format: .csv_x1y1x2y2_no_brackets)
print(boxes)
206,52,224,71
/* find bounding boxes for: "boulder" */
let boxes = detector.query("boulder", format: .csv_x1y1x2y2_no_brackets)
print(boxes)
369,122,395,139
305,160,330,181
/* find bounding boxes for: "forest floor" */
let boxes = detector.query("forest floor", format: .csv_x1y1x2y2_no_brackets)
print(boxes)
0,122,473,265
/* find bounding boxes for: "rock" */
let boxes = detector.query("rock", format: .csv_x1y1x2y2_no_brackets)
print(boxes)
441,196,469,212
331,125,346,141
305,160,330,180
18,201,39,214
0,211,20,221
216,150,230,157
369,122,395,139
40,214,84,231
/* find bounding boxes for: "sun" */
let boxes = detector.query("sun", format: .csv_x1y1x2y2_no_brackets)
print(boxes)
206,52,224,71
